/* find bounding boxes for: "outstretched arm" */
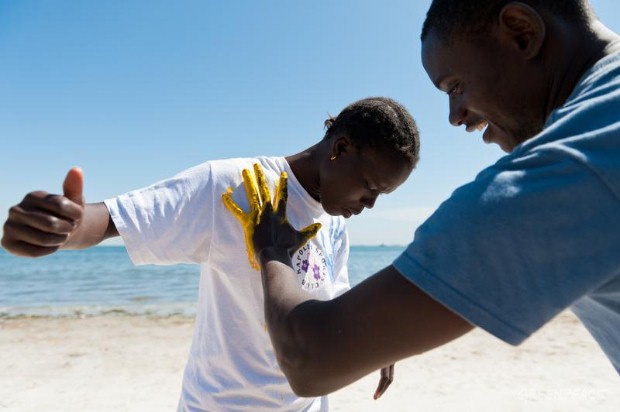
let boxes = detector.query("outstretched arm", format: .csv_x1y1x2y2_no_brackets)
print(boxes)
1,167,118,257
251,170,474,397
223,164,399,398
258,251,473,396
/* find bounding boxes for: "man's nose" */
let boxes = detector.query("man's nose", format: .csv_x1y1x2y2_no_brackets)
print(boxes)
449,96,466,127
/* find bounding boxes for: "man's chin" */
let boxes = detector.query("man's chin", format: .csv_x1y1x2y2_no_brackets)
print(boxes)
498,140,516,153
485,131,514,153
491,130,528,153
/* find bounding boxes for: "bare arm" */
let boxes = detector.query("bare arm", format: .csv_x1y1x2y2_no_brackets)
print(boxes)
228,164,473,396
62,201,118,249
224,164,398,398
249,173,474,396
1,167,118,257
258,248,473,396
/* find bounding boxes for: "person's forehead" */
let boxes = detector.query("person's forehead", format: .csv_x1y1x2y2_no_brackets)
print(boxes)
422,29,494,90
359,147,412,191
421,30,458,90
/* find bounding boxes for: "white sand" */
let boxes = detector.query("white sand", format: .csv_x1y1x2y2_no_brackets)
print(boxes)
0,311,618,412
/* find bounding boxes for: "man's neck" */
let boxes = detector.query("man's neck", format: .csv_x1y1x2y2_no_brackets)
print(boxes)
545,20,619,120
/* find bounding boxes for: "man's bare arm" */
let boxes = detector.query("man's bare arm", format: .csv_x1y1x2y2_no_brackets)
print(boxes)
258,249,474,397
235,163,473,396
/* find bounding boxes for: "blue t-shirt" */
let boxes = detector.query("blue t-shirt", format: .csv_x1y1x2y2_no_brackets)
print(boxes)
394,49,620,373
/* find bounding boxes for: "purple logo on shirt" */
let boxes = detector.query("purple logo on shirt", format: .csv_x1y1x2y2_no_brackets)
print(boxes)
294,243,327,291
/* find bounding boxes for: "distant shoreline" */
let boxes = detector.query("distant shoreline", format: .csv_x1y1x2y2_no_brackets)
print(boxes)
1,245,404,319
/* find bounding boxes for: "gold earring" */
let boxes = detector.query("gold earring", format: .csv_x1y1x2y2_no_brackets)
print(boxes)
330,155,337,161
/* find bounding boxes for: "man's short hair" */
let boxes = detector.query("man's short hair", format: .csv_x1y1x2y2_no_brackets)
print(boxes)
421,0,593,43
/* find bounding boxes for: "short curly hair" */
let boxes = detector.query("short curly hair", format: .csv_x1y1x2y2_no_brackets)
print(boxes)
421,0,593,43
323,97,420,167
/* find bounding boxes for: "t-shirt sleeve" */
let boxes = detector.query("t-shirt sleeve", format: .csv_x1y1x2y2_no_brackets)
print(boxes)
393,150,620,345
104,162,215,265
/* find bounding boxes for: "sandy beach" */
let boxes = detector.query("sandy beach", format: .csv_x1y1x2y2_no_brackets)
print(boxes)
0,311,618,412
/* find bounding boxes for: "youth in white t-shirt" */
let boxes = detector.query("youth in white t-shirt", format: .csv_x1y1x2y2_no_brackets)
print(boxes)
2,97,420,411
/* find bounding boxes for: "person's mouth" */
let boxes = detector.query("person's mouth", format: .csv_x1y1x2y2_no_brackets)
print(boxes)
473,121,494,144
466,120,487,133
465,120,492,142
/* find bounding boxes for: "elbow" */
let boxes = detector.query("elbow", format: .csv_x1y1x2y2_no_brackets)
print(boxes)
289,380,323,398
268,300,340,396
278,350,328,397
272,318,330,397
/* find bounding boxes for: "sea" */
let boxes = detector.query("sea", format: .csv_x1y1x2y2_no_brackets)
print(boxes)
0,245,405,318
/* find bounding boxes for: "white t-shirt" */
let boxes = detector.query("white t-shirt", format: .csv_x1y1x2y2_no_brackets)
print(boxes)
105,156,350,411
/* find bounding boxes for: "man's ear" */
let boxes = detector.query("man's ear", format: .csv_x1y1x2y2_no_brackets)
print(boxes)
498,2,545,60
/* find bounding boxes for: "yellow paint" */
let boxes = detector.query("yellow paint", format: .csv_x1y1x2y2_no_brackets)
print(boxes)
222,163,321,270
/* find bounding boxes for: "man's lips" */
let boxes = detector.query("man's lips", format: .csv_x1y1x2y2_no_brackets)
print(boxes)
465,120,488,133
466,121,493,144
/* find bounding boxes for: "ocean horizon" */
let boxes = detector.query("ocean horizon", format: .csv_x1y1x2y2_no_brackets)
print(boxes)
0,245,405,318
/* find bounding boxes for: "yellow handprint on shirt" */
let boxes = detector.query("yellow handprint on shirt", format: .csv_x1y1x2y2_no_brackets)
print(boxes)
222,163,321,270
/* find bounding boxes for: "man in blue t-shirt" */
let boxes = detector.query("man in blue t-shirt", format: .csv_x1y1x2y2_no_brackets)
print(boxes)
243,0,620,396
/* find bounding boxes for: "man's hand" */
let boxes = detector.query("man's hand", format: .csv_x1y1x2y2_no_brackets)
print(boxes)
222,163,321,270
1,167,85,257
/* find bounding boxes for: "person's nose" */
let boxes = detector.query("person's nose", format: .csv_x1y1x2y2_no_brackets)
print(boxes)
361,194,378,209
448,95,467,127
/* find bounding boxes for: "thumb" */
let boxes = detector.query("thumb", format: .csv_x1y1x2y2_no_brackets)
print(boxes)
299,222,321,246
63,166,85,206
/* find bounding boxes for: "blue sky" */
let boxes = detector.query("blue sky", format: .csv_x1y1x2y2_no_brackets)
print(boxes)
1,0,618,246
